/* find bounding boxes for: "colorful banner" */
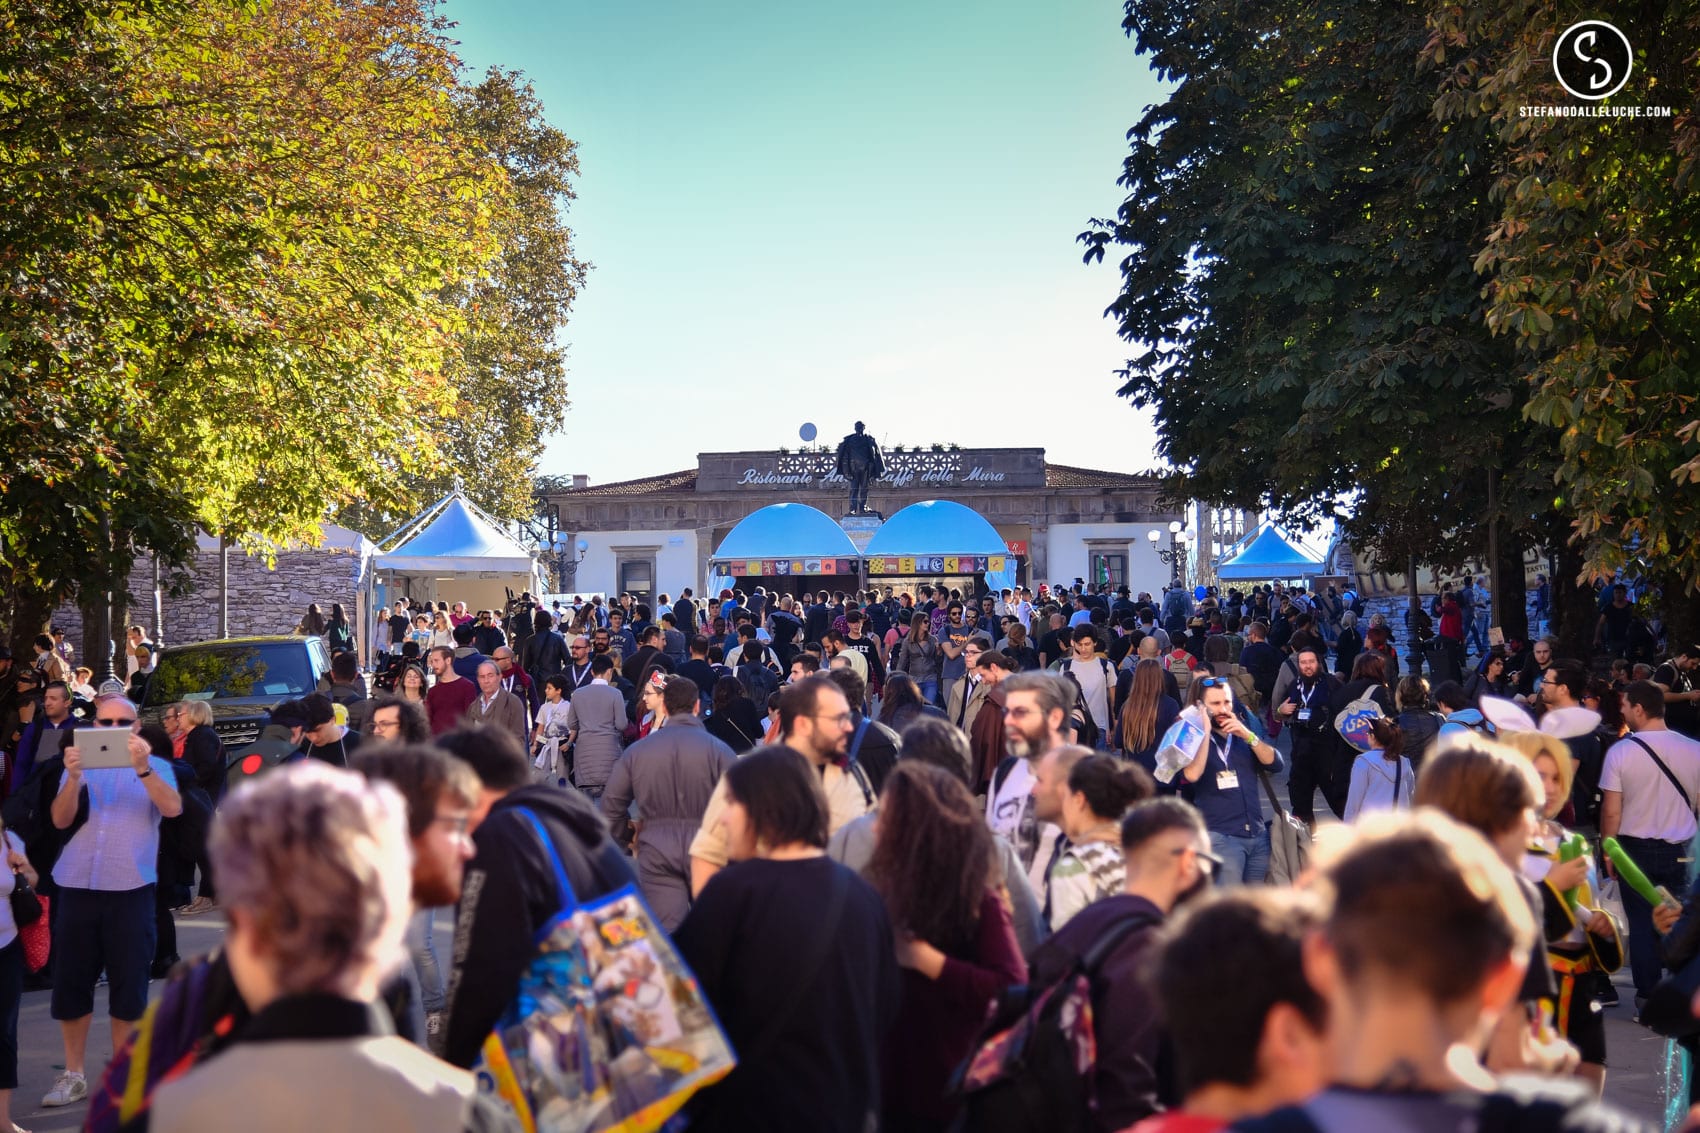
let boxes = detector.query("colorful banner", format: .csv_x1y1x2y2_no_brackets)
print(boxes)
1005,540,1028,556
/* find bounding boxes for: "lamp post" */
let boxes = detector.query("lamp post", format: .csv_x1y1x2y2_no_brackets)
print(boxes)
1147,520,1189,586
558,538,588,591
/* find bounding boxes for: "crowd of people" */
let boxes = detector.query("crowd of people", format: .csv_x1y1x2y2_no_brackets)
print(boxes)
0,576,1691,1131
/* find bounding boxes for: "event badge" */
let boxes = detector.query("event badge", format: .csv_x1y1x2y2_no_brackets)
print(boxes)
1216,770,1240,791
1296,708,1311,722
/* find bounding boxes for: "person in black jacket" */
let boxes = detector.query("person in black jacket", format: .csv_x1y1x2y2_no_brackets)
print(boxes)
824,668,899,795
173,700,225,914
434,726,636,1070
519,610,568,691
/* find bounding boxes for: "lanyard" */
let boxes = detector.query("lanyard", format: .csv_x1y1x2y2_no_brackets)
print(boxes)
1296,680,1318,708
1212,734,1233,767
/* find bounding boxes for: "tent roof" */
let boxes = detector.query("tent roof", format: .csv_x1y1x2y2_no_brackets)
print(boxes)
376,493,534,574
865,500,1006,558
1216,523,1324,580
710,503,859,561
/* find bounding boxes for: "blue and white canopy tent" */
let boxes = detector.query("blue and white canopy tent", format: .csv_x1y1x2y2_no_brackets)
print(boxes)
1215,522,1324,583
863,500,1015,590
707,503,863,594
374,491,540,621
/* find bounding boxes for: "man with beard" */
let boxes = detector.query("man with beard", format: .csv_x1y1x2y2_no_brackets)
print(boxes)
1027,798,1217,1130
988,673,1072,889
1273,648,1337,828
1181,678,1282,885
687,676,868,896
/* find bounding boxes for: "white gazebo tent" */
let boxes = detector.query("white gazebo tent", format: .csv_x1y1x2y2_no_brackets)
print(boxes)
374,491,539,620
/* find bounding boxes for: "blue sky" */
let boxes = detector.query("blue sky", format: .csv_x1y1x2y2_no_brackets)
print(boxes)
444,0,1164,485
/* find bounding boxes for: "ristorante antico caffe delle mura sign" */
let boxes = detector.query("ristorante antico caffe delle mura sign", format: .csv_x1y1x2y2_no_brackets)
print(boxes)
695,449,1047,494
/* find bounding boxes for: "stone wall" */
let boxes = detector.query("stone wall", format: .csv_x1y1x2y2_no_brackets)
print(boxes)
51,546,366,661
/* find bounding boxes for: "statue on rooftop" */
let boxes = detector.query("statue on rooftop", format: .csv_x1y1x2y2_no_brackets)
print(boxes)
834,421,883,516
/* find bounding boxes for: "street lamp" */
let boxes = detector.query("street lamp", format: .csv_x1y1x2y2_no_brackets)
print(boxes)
1147,522,1188,585
559,538,589,589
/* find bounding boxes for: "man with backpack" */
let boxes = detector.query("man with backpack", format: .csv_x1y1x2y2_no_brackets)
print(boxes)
1059,627,1116,750
436,725,636,1071
520,609,569,691
1003,799,1215,1131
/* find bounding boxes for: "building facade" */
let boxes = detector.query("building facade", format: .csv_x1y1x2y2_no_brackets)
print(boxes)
542,447,1182,600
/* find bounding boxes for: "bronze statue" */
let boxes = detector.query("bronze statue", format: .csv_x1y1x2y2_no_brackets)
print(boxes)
834,421,884,516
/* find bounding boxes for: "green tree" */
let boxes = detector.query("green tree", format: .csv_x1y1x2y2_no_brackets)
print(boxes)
1426,3,1700,636
1,0,535,654
1082,0,1576,641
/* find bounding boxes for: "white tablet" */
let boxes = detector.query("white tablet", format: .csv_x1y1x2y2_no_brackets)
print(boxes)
75,727,135,770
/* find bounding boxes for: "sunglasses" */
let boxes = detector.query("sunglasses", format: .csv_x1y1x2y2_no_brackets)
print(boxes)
96,716,137,726
1196,677,1229,690
1173,845,1227,867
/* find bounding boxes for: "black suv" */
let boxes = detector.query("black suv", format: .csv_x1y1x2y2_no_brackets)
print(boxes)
139,635,333,749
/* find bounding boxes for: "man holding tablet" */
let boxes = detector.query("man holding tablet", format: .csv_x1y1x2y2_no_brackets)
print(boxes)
41,693,181,1110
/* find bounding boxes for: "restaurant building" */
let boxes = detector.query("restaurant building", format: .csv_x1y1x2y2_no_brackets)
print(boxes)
541,446,1180,601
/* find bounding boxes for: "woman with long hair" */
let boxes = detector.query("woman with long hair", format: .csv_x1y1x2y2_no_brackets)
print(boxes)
1118,659,1180,777
396,664,428,703
1343,717,1413,822
1413,736,1571,1078
877,673,943,734
894,613,941,705
1499,731,1620,1094
865,762,1025,1131
1465,648,1515,704
299,604,327,638
675,747,898,1133
704,676,763,754
1047,754,1153,929
324,602,355,656
999,622,1039,672
1394,676,1443,773
429,611,454,650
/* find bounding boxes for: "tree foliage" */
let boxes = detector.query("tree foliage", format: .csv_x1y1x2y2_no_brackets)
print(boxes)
1082,0,1551,578
1426,2,1700,592
1,0,585,647
1086,0,1700,601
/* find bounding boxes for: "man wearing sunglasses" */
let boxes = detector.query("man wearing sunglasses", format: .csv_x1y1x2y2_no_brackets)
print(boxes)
1179,678,1282,886
1028,797,1216,1130
42,693,182,1109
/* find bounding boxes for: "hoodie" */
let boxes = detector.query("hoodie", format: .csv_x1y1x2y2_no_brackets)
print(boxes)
442,784,636,1069
1438,707,1491,738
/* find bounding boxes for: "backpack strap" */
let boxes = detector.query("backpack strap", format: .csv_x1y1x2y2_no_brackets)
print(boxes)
846,716,871,766
1628,735,1699,816
990,755,1020,798
1078,907,1162,977
514,807,578,918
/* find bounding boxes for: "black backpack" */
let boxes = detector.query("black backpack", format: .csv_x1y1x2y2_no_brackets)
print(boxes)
736,659,779,705
950,908,1161,1132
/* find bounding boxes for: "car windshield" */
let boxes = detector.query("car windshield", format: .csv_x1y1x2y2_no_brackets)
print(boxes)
146,644,314,704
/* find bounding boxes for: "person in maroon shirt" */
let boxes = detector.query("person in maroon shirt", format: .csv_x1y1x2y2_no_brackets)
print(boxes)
424,646,478,736
866,762,1026,1131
